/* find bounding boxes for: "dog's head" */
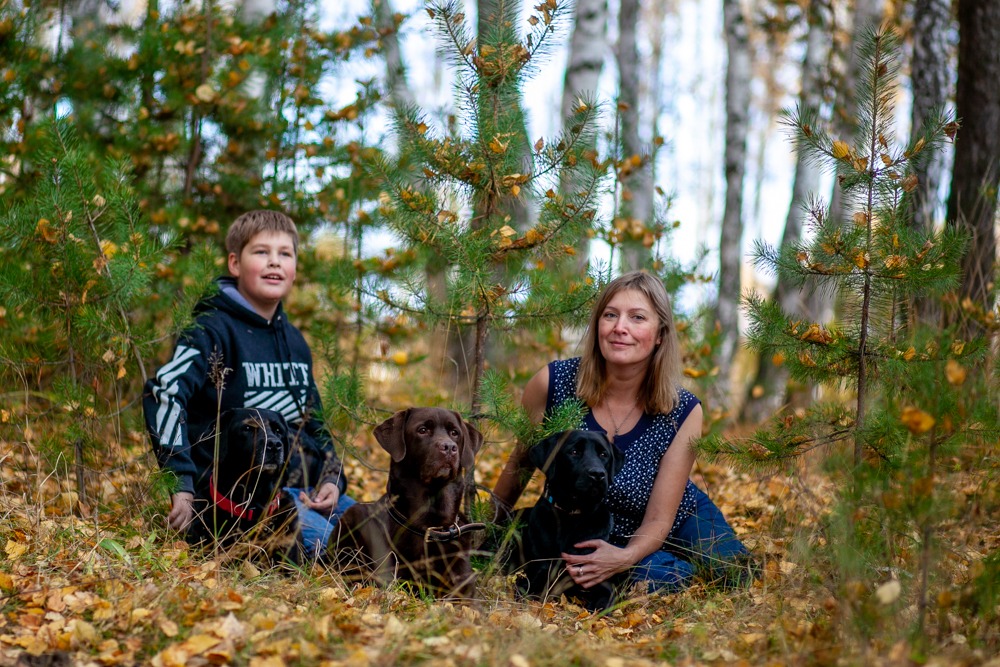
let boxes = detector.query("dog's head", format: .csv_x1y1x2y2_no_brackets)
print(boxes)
529,430,623,512
374,407,483,485
217,408,289,478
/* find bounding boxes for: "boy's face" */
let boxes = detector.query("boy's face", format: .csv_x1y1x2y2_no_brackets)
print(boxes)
228,230,297,319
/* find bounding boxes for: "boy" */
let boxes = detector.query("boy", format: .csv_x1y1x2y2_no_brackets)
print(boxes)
143,210,352,558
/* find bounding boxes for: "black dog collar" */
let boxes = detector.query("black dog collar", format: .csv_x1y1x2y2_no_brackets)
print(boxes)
385,503,486,543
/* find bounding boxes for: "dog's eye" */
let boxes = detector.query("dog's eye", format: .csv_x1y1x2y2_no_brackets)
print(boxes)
598,449,608,458
449,428,460,438
416,426,429,434
241,424,253,433
273,427,284,437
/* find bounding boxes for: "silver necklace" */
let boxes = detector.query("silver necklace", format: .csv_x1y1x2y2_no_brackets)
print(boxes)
606,399,639,440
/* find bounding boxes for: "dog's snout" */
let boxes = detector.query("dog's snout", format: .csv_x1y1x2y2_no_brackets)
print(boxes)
588,469,607,483
437,440,459,456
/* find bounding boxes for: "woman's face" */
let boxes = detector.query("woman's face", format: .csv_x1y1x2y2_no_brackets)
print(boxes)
597,289,662,369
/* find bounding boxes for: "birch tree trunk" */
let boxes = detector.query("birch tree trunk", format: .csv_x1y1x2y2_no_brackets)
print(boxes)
946,0,1000,335
741,0,829,423
908,0,953,327
615,0,654,272
561,0,608,269
909,0,952,234
715,0,752,405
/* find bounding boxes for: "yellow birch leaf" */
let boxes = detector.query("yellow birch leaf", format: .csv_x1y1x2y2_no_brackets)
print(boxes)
5,539,27,560
498,225,517,237
945,359,966,386
510,184,521,197
852,212,868,227
158,618,179,638
182,634,221,655
683,368,706,378
903,346,916,361
901,174,919,192
36,218,60,243
832,141,851,159
900,406,935,434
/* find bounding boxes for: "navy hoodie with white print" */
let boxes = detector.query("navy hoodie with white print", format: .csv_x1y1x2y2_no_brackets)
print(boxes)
143,276,346,496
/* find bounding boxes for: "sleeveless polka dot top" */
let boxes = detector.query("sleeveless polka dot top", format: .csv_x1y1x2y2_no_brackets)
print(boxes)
545,357,701,545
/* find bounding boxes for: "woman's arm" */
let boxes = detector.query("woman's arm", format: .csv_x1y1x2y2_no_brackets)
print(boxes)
492,365,550,511
564,403,702,587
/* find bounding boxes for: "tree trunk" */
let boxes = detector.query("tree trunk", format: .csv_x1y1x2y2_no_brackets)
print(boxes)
908,0,954,328
616,0,654,272
910,0,952,234
561,0,608,270
946,0,1000,335
715,0,752,406
741,0,829,424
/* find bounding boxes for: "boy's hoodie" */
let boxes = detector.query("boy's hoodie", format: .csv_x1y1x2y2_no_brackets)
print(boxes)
143,276,345,495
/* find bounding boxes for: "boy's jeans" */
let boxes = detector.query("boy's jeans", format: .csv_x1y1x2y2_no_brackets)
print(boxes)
285,487,356,561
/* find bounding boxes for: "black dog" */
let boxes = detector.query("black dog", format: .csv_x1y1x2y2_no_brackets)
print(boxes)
331,408,483,599
516,429,624,610
187,408,301,564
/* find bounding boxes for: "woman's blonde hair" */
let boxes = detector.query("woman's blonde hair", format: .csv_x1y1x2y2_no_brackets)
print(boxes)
577,270,681,415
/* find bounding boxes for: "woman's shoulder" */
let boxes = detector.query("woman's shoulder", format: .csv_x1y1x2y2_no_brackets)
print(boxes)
547,357,581,401
651,386,700,424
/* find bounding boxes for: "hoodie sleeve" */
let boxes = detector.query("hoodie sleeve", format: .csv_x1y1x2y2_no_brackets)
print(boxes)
142,325,215,495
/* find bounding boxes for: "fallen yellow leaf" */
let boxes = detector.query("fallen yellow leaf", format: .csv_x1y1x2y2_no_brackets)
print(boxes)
832,140,851,159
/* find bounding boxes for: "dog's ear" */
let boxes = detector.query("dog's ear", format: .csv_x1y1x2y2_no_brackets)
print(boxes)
374,409,410,462
453,411,483,470
528,431,567,475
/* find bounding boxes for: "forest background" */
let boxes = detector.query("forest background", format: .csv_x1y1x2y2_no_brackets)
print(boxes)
0,0,998,665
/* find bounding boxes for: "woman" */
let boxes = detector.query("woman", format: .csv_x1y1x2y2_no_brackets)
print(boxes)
494,270,754,592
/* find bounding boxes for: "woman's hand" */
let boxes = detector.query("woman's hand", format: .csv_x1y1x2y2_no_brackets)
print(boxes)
300,482,340,514
563,540,634,588
168,492,195,532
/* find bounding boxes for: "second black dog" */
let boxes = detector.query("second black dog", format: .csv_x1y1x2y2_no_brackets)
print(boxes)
187,407,301,564
516,429,624,610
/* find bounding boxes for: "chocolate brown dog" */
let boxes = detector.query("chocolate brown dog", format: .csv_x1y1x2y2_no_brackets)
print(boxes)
516,429,623,610
331,408,484,598
187,408,301,564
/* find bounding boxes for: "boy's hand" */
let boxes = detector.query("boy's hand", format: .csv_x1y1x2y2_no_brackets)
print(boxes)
168,492,195,532
300,483,340,515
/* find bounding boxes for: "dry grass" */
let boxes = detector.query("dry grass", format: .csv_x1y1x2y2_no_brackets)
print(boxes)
1,409,998,666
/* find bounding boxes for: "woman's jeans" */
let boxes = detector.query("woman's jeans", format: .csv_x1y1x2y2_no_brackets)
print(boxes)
630,485,756,592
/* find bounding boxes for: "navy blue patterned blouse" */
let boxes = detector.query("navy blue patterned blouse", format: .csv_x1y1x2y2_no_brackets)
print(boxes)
544,357,701,546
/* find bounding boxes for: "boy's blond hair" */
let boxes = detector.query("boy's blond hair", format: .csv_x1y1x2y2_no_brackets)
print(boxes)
225,210,299,256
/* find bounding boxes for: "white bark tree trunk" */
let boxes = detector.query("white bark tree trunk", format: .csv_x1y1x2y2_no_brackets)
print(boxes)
560,0,608,269
616,0,654,272
715,0,752,405
909,0,952,235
